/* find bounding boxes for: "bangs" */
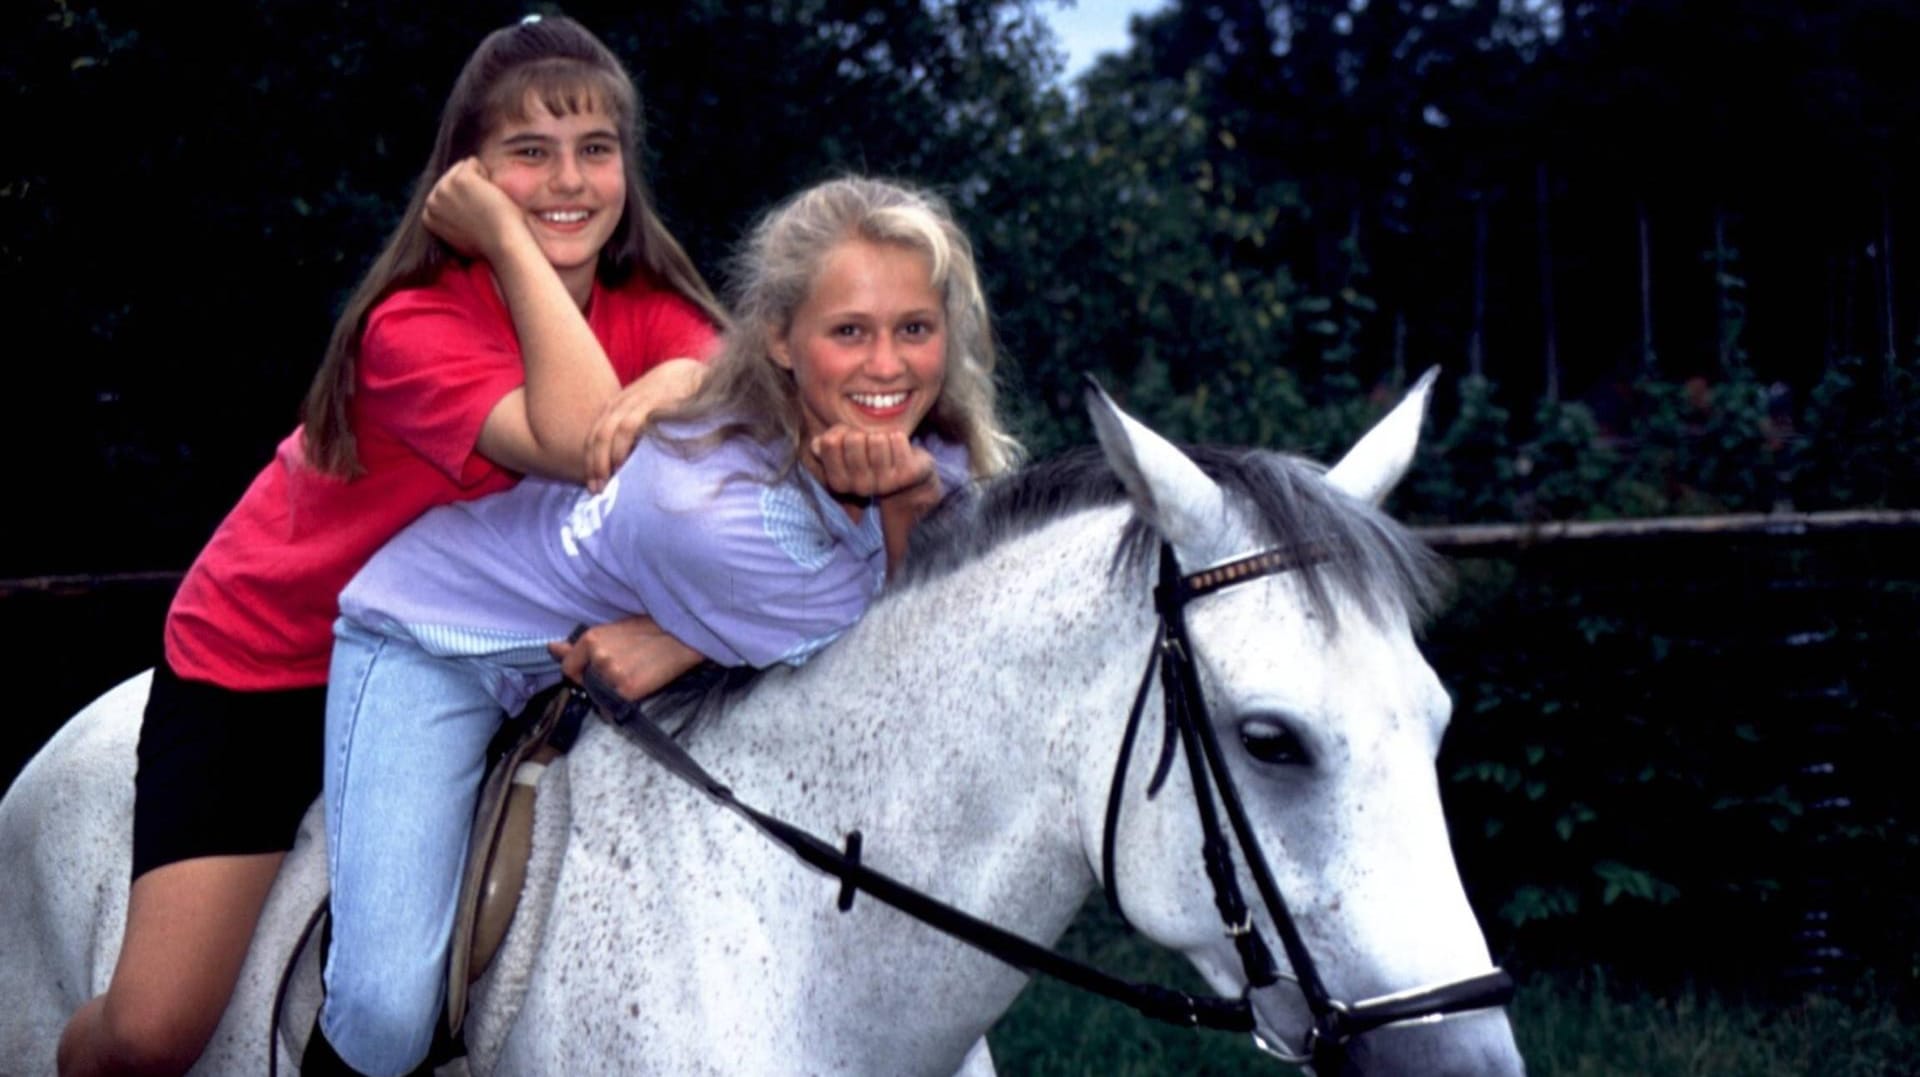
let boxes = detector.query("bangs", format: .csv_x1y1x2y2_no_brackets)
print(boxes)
866,208,951,290
486,59,631,128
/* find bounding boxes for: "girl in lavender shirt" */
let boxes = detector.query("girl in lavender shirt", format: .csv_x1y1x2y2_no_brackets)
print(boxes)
311,177,1021,1077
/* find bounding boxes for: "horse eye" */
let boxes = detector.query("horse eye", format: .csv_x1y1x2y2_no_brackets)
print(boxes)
1239,719,1310,767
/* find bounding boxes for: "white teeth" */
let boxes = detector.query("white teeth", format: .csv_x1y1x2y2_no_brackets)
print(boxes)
540,210,589,223
850,392,908,409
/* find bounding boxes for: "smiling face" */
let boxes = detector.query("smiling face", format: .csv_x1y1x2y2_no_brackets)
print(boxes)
769,238,948,445
477,92,627,301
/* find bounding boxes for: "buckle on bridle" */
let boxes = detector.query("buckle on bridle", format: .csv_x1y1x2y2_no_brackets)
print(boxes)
1243,976,1325,1065
1159,634,1186,664
1250,1027,1315,1066
1244,985,1352,1067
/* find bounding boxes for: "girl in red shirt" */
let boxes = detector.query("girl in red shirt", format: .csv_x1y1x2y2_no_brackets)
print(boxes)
56,16,722,1077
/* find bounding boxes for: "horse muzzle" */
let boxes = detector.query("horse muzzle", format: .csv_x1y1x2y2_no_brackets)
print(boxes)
1306,1002,1526,1076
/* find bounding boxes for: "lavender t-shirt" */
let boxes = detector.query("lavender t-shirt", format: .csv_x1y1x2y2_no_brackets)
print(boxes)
337,422,970,712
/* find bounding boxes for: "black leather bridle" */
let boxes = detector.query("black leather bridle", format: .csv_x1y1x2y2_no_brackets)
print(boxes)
1100,543,1514,1068
583,538,1513,1072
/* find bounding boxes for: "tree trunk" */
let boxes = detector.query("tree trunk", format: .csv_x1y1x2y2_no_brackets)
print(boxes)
1637,198,1655,375
1714,207,1732,373
1880,193,1898,374
1469,194,1488,380
1823,251,1839,370
1841,251,1858,363
1392,309,1407,385
1536,162,1559,402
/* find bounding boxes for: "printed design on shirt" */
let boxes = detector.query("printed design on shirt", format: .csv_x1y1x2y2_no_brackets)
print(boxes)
560,474,621,557
761,483,834,571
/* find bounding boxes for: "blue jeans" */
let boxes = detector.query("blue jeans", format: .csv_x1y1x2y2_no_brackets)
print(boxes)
319,619,511,1077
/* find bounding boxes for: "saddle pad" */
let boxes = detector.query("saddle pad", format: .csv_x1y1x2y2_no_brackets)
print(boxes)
445,687,576,1036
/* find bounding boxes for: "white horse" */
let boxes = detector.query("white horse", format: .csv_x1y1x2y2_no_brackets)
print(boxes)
0,377,1524,1075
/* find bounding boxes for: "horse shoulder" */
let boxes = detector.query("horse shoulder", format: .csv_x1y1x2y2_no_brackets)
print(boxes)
475,726,810,1074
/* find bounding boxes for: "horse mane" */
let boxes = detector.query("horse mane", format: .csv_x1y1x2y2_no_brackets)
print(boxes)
899,443,1448,624
639,443,1448,739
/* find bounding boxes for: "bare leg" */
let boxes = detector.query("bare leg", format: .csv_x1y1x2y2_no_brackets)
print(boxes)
57,853,284,1077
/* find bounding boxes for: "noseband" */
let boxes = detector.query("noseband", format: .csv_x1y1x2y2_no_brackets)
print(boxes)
1100,543,1513,1068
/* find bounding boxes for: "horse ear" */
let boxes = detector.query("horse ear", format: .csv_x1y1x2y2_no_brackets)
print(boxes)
1084,377,1228,553
1325,366,1439,506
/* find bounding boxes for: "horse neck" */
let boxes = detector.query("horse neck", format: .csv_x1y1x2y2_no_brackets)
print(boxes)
689,505,1151,935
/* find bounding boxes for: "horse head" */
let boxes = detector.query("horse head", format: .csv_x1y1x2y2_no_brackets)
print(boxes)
1084,371,1524,1075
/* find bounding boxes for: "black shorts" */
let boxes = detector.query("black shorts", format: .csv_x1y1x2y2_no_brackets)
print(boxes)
131,663,327,880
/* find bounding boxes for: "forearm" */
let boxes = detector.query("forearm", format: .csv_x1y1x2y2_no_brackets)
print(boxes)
618,357,707,415
877,475,944,577
489,230,618,478
581,358,709,493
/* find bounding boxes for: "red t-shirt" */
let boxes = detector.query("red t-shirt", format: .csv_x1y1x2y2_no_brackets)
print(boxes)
164,259,718,690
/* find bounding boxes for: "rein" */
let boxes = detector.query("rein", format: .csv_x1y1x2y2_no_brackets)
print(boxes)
581,680,1255,1034
583,538,1512,1071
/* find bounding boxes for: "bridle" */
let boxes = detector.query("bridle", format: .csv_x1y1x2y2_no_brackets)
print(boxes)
582,537,1512,1073
1100,543,1514,1068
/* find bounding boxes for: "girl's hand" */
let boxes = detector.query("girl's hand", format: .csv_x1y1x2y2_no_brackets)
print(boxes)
584,358,709,493
810,427,945,575
549,616,704,702
809,427,937,500
422,157,527,262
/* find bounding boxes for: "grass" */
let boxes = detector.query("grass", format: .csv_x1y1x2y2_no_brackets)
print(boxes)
986,906,1920,1075
1513,970,1919,1077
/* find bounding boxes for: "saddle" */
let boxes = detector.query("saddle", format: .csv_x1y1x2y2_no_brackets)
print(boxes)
270,688,588,1070
444,685,593,1036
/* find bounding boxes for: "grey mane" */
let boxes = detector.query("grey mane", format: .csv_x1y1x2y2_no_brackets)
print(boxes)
898,443,1447,624
640,444,1446,738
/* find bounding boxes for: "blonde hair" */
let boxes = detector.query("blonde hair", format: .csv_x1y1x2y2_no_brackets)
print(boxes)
655,175,1021,478
300,15,724,476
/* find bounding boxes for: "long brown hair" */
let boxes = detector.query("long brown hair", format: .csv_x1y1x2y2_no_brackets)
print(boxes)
650,176,1022,481
300,15,724,476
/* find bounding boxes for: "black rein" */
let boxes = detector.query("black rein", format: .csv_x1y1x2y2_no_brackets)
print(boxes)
580,678,1257,1034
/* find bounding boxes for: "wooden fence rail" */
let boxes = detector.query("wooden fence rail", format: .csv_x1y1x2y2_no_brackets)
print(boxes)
2,509,1918,599
1412,508,1920,556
